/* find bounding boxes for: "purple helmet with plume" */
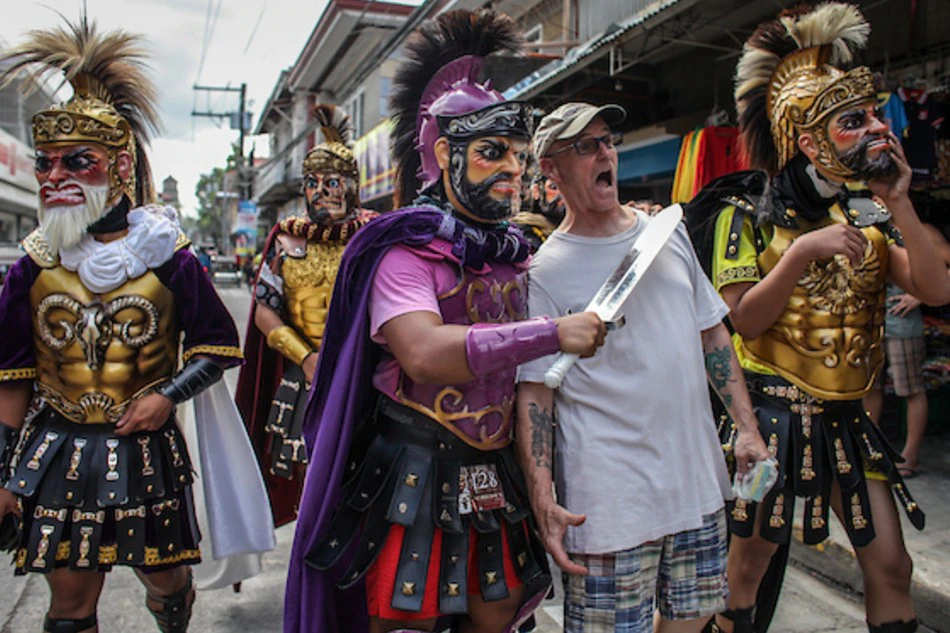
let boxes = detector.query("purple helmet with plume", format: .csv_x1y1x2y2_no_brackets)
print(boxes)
390,9,531,206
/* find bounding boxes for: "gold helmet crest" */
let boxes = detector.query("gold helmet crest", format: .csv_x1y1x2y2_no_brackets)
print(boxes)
735,3,875,177
303,104,359,180
0,15,161,207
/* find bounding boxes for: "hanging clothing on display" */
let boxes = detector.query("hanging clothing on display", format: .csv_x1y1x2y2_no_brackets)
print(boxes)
672,127,747,203
879,91,910,138
898,86,945,183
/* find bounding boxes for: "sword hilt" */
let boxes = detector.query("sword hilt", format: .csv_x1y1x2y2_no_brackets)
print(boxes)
543,353,580,389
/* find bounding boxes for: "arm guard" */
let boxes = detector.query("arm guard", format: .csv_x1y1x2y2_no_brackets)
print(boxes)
266,325,314,367
157,357,224,406
464,316,560,378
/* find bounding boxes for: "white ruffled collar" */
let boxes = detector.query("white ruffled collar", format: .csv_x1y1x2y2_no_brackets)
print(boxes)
59,205,182,293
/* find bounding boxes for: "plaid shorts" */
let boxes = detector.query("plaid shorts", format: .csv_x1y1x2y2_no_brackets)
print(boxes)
564,508,728,633
875,337,926,396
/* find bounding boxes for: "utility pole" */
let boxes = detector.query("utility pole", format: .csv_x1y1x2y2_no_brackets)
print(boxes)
192,83,250,255
191,83,250,196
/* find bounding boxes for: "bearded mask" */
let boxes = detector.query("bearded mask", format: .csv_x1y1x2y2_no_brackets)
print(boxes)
533,175,565,223
0,17,160,250
734,3,886,181
302,170,358,224
301,104,360,224
436,101,533,223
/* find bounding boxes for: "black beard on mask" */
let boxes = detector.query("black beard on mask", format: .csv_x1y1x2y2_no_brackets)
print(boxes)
455,171,516,222
306,194,352,225
539,195,565,224
838,133,897,180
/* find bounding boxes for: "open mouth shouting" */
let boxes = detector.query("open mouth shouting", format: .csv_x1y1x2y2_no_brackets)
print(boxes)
595,169,614,192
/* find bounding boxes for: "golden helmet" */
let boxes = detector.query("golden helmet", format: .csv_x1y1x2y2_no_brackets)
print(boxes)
735,3,876,177
1,16,160,207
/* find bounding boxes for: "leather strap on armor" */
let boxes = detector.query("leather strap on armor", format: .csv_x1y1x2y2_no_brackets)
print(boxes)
157,357,223,406
146,571,195,633
43,614,97,633
0,423,17,486
868,619,918,633
265,325,313,368
464,317,560,378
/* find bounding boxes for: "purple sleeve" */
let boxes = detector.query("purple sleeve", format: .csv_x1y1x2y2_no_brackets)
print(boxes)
0,256,40,382
156,249,243,369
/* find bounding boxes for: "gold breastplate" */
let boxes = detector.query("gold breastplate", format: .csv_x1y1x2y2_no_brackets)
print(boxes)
31,267,179,423
281,241,346,349
742,204,888,400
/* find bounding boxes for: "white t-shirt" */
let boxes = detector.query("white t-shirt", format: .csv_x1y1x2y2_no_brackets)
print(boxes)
518,209,732,554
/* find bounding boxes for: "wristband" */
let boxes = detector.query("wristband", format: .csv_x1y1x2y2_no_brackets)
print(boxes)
464,316,560,377
157,358,224,405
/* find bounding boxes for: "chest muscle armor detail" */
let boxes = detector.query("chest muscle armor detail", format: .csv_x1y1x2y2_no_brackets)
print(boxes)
395,251,528,451
30,266,179,423
742,204,888,400
280,241,347,350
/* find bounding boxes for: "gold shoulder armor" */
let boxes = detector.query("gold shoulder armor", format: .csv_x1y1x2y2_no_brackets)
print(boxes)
21,229,57,269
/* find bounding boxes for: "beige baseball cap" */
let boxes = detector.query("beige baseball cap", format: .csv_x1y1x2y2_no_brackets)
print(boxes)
532,102,627,158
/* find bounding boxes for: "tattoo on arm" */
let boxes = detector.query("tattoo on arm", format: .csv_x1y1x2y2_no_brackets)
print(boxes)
528,403,553,470
705,344,735,409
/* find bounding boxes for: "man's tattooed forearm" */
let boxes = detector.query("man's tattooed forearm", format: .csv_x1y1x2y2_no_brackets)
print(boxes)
528,403,553,470
705,344,735,409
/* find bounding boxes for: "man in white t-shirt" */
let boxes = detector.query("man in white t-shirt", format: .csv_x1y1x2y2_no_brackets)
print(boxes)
516,103,770,633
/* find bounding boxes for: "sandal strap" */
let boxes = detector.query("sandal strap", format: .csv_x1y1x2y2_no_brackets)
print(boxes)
44,614,97,632
146,573,194,633
869,619,918,633
719,606,756,633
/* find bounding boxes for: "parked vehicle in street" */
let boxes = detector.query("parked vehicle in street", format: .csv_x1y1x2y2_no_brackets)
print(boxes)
212,260,243,287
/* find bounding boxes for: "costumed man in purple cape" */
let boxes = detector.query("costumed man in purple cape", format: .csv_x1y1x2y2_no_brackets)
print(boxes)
0,16,274,633
284,9,606,633
237,104,376,528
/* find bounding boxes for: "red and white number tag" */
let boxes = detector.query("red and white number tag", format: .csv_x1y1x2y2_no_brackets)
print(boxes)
458,464,505,514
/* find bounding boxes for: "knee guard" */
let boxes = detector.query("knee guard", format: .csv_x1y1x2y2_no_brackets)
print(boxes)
43,614,97,632
868,619,918,633
712,606,756,633
145,573,195,633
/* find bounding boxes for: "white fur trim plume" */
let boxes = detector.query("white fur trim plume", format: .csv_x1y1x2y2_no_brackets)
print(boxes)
780,3,869,65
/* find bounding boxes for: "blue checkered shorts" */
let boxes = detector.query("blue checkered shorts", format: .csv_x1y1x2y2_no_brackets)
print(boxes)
564,508,728,633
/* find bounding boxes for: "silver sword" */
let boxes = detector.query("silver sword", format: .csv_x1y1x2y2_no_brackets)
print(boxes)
543,204,684,389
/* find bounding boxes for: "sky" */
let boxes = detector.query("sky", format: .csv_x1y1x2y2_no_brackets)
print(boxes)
1,0,418,215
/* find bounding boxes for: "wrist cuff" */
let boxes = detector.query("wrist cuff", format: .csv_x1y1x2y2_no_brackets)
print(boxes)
266,326,313,367
157,358,224,405
465,317,560,377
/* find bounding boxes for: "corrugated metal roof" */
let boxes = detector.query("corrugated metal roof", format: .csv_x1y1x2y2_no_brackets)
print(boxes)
503,0,684,101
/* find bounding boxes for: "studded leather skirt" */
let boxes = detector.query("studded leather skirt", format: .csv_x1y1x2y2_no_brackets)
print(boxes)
306,395,551,617
720,374,924,548
8,406,200,575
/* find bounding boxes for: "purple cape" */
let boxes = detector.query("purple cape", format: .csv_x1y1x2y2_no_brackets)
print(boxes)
283,206,529,633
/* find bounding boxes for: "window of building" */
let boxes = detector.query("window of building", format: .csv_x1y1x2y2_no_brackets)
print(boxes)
379,77,391,119
346,91,365,139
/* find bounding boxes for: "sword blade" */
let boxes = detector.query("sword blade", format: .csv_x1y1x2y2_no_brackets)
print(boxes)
585,204,683,320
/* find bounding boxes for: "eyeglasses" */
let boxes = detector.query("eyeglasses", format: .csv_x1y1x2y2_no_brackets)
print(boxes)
547,131,623,157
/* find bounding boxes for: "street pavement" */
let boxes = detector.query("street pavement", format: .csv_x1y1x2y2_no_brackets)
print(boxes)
0,283,944,632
